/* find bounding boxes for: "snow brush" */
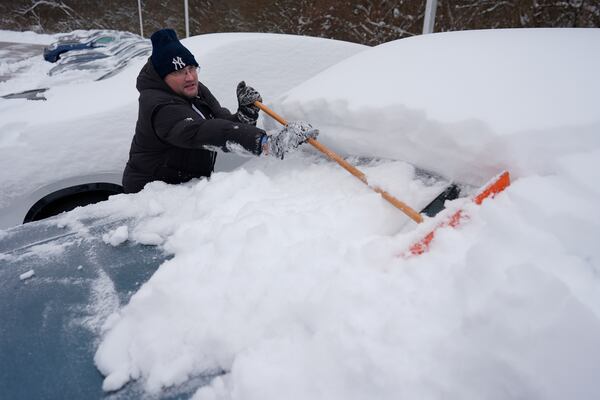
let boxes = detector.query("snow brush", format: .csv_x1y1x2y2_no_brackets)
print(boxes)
254,101,424,223
403,170,511,257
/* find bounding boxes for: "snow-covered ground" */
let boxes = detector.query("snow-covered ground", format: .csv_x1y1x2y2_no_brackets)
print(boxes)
0,29,54,44
3,28,600,399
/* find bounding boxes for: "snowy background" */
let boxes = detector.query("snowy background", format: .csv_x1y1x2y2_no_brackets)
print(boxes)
2,28,600,399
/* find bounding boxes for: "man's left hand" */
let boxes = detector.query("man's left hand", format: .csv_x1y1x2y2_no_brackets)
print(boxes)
265,121,319,159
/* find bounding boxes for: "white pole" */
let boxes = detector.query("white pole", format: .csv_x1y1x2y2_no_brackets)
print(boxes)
138,0,144,37
184,0,190,38
422,0,438,34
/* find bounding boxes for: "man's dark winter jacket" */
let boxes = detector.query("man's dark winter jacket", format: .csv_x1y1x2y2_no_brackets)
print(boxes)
122,59,266,193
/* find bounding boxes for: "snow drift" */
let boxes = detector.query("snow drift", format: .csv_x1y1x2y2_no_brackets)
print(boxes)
276,28,600,186
81,28,600,399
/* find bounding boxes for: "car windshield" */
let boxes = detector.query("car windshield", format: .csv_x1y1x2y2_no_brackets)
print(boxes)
0,216,191,398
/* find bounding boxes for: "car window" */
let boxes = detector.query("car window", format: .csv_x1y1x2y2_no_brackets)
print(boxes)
93,36,115,46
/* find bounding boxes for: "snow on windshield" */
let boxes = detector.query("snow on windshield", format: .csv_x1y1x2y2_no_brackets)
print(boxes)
4,28,600,399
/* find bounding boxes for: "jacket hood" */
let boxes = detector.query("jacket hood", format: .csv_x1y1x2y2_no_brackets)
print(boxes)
136,57,176,94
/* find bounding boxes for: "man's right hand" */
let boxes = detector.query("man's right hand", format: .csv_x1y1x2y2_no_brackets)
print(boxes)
236,81,262,125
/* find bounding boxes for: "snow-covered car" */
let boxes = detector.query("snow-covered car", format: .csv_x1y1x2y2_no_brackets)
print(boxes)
43,30,118,62
1,30,150,101
0,32,368,230
45,30,152,80
2,28,600,400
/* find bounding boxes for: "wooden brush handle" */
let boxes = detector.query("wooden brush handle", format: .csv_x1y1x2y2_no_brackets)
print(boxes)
255,101,423,223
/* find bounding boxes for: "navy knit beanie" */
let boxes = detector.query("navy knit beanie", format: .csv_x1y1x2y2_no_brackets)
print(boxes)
150,29,198,79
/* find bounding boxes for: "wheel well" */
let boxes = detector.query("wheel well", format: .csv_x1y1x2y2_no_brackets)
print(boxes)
23,183,123,224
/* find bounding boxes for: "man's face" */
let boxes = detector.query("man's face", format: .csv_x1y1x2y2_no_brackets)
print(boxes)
164,65,199,98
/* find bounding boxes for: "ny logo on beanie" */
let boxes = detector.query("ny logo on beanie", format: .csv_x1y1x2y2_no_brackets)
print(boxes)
172,56,185,70
150,28,199,79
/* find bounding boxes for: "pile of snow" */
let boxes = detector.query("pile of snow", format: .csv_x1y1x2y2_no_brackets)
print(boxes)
54,29,600,399
67,150,600,399
102,225,129,246
277,28,600,186
2,28,600,399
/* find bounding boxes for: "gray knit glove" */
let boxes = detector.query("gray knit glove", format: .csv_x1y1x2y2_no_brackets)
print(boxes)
265,121,319,159
236,81,262,125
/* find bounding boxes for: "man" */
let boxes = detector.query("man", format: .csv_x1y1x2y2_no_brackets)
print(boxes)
122,28,318,194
